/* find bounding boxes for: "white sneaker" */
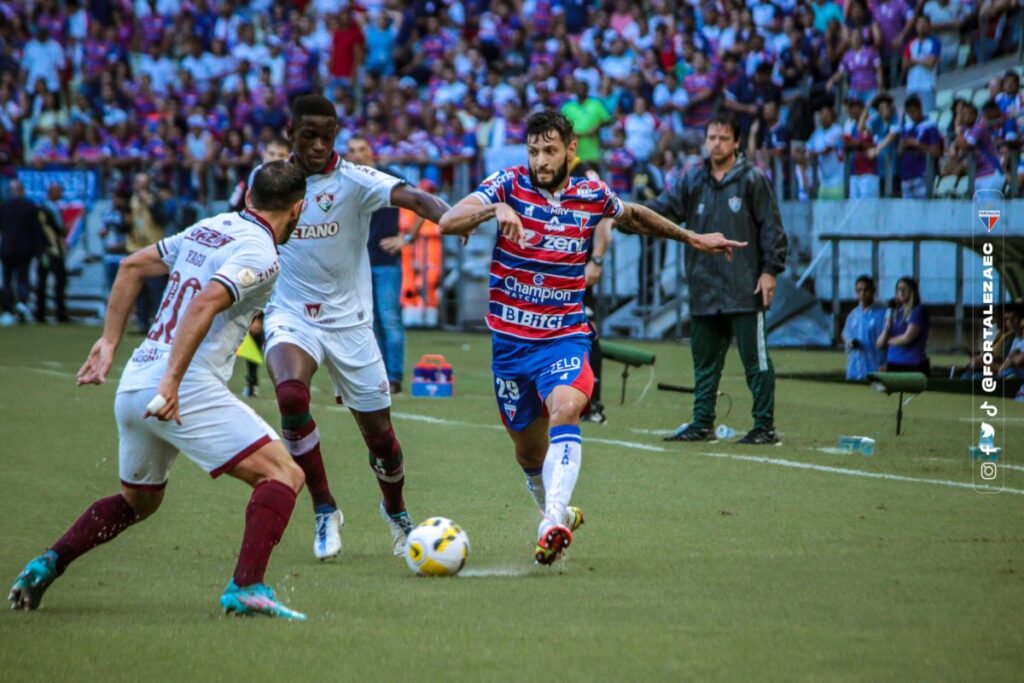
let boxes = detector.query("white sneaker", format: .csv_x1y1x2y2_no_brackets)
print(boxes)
379,502,413,556
313,509,344,560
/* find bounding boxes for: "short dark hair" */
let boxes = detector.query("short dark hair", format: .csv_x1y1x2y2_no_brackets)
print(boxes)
267,137,289,150
706,115,741,141
855,274,876,290
904,94,922,109
290,93,337,122
525,110,575,145
249,160,307,211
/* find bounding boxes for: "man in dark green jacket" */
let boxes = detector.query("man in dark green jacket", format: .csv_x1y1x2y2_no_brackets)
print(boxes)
646,115,788,445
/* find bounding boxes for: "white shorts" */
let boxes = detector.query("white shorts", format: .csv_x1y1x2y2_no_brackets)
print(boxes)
116,380,279,489
263,309,391,412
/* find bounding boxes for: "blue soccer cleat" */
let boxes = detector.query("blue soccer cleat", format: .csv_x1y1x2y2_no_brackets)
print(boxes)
9,550,59,611
220,580,307,621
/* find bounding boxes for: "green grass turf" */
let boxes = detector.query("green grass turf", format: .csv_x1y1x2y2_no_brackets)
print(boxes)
0,325,1021,682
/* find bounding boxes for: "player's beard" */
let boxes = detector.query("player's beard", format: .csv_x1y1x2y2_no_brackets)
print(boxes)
280,215,300,244
529,156,569,191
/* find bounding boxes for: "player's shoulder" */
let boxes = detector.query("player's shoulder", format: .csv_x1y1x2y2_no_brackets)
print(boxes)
335,159,401,186
483,165,528,185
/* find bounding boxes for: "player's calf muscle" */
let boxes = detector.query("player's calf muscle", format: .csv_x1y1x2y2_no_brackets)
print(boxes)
119,488,163,520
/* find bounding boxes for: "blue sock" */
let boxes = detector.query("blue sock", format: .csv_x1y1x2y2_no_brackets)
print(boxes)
314,503,337,515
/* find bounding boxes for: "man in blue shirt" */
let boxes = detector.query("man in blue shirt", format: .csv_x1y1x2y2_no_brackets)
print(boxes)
842,275,887,380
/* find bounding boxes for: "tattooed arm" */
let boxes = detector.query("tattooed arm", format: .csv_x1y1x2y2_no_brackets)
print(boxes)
617,202,748,258
438,195,525,245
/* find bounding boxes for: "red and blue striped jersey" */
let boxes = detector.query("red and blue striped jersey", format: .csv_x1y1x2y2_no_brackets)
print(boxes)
472,166,624,341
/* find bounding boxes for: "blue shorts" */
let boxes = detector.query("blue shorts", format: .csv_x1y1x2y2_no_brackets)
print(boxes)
491,333,594,431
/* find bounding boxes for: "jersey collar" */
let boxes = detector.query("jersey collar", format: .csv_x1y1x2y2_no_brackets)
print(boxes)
238,208,278,252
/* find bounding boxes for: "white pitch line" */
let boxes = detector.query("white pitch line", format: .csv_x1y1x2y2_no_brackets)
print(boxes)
696,450,1024,496
458,566,533,578
383,408,1024,496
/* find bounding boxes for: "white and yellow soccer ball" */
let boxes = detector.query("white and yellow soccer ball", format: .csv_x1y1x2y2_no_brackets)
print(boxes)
404,517,470,577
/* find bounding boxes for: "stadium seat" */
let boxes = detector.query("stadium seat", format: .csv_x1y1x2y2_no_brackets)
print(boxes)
935,89,953,111
958,45,971,68
952,176,970,198
955,88,973,103
934,175,957,197
937,109,953,131
928,110,939,122
972,88,990,107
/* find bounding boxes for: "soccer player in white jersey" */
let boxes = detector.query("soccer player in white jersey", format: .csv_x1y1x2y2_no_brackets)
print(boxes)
264,95,450,560
9,162,310,619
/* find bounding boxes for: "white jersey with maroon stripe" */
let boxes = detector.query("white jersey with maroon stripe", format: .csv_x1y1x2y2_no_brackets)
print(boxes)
117,209,280,393
264,152,403,329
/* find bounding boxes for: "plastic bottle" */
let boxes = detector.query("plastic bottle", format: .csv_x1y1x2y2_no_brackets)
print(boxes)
715,424,737,440
838,436,875,456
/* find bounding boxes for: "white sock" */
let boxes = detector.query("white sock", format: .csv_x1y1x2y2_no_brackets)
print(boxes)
522,467,545,510
540,425,582,535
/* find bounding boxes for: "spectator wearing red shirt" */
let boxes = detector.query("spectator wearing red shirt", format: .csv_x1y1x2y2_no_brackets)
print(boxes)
329,10,364,96
682,52,719,139
842,97,879,198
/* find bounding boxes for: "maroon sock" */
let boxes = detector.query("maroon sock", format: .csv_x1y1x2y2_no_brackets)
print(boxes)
233,479,297,588
276,379,336,510
365,427,405,515
293,443,336,510
51,494,139,574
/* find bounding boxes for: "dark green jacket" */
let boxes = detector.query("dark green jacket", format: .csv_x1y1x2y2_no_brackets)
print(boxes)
645,155,788,316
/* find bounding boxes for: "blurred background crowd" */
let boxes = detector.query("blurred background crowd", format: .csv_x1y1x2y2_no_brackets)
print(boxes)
1,0,1022,208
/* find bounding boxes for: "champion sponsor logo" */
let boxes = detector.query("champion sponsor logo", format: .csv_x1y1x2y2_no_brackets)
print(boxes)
503,276,574,303
978,209,1000,232
728,196,743,213
315,191,335,212
503,402,517,421
294,222,340,239
549,356,582,374
533,273,545,286
186,226,235,249
497,304,565,330
304,303,322,320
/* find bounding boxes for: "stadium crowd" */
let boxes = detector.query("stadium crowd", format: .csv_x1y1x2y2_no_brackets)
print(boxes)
0,0,1022,206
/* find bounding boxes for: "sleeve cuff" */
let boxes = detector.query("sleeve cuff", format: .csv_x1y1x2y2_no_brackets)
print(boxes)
470,191,494,206
210,274,240,302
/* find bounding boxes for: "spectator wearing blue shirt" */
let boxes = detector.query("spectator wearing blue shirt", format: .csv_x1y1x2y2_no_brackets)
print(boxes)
843,275,888,380
877,276,931,375
867,93,901,188
898,94,944,198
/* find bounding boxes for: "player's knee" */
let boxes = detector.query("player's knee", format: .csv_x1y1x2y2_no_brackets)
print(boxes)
548,402,583,427
275,379,311,415
278,459,305,494
120,488,163,521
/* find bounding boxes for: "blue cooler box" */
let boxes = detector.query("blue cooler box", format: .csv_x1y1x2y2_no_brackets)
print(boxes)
411,355,454,398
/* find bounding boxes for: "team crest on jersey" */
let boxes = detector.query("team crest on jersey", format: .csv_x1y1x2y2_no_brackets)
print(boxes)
315,191,335,212
728,196,742,213
304,303,322,320
503,403,517,421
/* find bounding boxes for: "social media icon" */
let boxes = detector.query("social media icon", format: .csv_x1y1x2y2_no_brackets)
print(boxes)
979,462,998,481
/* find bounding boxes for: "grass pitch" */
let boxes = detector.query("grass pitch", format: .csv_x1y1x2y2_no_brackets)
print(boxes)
0,325,1021,682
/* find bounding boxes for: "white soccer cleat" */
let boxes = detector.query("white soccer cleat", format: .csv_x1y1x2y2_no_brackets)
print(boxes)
379,502,414,556
313,509,344,560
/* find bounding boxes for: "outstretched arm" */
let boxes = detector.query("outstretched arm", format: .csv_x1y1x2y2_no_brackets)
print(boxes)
438,194,526,245
77,246,169,386
617,202,747,259
390,183,450,223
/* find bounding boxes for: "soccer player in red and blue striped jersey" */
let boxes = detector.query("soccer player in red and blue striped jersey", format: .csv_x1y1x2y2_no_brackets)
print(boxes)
439,111,745,565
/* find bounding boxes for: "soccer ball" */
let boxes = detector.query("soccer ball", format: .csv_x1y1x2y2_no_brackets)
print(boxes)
404,517,470,577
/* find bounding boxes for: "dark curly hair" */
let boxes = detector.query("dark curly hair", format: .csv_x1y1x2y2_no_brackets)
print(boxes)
525,110,575,145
